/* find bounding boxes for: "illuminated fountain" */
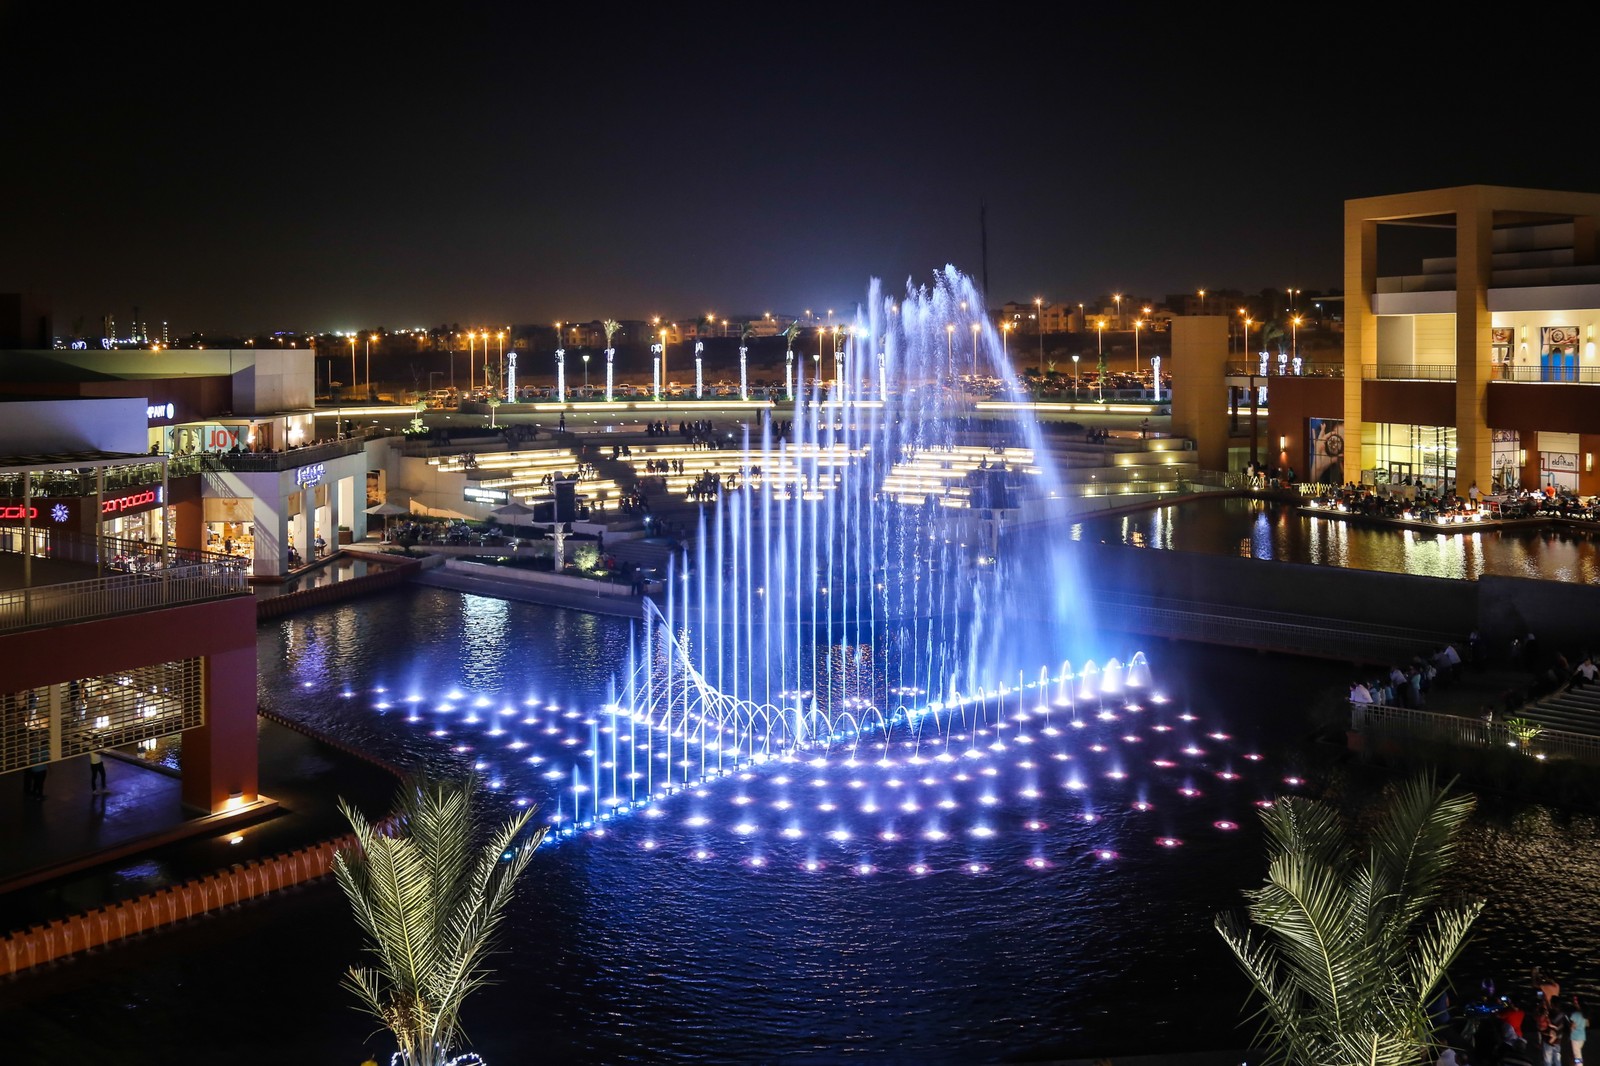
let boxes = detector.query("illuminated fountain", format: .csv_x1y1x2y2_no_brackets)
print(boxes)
341,268,1300,874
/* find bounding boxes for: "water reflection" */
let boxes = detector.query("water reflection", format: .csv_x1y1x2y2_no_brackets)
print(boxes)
1075,497,1600,582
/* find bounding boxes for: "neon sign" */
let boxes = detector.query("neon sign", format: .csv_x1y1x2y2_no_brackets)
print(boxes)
147,402,175,420
102,489,158,514
295,463,326,487
0,505,38,520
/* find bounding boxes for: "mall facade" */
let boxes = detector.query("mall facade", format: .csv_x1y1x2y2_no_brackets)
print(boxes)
1177,184,1600,496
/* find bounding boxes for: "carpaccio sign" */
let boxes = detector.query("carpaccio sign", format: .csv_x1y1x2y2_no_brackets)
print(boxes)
0,487,163,523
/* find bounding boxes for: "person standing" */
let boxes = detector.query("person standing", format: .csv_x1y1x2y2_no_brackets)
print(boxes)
1570,996,1587,1066
89,749,106,793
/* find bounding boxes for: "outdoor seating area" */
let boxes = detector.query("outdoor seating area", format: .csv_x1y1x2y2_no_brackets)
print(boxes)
1304,482,1600,528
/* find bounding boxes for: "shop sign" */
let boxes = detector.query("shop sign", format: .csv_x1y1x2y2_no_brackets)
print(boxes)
147,402,176,421
102,488,161,514
295,463,326,488
1543,452,1579,473
0,501,75,523
464,485,509,504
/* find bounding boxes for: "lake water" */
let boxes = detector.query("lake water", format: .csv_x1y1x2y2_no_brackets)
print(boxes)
8,583,1600,1064
1069,496,1600,582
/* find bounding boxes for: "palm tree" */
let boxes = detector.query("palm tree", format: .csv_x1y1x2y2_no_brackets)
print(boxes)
334,776,546,1066
1214,772,1484,1066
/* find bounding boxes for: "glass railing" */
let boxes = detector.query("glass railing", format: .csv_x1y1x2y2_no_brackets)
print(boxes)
1225,361,1344,378
1492,365,1600,384
1362,364,1457,381
198,435,368,473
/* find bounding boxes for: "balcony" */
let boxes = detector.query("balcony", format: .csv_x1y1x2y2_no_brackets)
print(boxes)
0,530,249,634
199,435,368,473
1363,364,1458,382
1224,361,1344,378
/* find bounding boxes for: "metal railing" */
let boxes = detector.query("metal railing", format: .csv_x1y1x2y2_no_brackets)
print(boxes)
1492,364,1600,384
1350,701,1600,765
0,565,250,633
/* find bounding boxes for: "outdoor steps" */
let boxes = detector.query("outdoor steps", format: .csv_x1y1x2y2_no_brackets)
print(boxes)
1520,684,1600,737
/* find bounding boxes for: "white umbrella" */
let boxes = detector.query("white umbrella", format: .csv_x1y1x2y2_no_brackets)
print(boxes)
490,500,536,528
365,500,410,538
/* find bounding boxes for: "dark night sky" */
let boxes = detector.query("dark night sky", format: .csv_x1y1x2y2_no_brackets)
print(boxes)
4,4,1596,336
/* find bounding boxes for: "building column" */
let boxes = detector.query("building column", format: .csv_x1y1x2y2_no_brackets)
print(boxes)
180,643,259,813
1455,190,1494,495
1343,215,1379,481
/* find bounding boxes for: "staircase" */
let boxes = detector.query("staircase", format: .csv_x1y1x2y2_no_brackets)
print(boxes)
1521,680,1600,737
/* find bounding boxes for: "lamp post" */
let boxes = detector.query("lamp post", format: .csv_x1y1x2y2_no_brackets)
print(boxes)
945,323,954,377
1072,354,1080,398
971,322,980,378
1095,319,1106,400
366,333,378,399
1243,317,1255,360
582,352,590,391
1287,287,1300,313
1198,289,1206,315
659,328,668,397
467,331,476,395
449,332,456,391
1133,318,1143,379
1001,321,1010,362
1036,297,1045,376
348,335,356,395
496,330,505,392
1291,315,1303,362
1113,293,1123,331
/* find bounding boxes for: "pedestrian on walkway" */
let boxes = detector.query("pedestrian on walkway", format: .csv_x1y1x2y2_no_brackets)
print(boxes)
89,749,106,793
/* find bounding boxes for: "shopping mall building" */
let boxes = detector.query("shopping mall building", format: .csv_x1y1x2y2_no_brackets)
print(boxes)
0,347,374,579
1175,184,1600,496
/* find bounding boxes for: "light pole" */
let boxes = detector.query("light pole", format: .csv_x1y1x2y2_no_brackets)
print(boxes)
467,331,476,395
1133,318,1143,379
945,323,954,377
1291,315,1303,362
971,322,980,378
496,330,505,392
366,333,378,399
1072,354,1080,398
1001,321,1011,362
1095,319,1106,400
1243,317,1255,360
582,352,590,391
1113,293,1123,331
1287,287,1300,313
1198,289,1206,315
449,332,456,391
348,335,356,395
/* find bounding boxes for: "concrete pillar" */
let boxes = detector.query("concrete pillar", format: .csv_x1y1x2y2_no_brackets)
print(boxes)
180,628,259,813
1343,215,1378,478
1455,191,1495,495
1170,316,1231,472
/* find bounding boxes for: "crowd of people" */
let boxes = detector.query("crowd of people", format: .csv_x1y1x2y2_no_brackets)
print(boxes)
1436,967,1588,1065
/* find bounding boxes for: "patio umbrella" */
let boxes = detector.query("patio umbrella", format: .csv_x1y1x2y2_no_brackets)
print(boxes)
490,500,536,528
365,500,410,537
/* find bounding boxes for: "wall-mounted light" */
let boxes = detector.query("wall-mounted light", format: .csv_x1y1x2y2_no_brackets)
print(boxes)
1519,448,1528,466
1279,436,1287,450
1587,452,1594,473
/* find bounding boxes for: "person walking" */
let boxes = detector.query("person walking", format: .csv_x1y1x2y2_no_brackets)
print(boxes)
89,749,106,793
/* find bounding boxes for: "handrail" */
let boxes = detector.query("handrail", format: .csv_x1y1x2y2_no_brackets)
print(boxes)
1350,701,1600,764
0,566,250,634
1362,364,1458,382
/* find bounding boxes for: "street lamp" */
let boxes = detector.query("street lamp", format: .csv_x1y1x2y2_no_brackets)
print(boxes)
366,333,378,399
1113,293,1123,331
1243,317,1255,359
496,330,505,390
971,322,980,377
582,352,590,390
1198,289,1206,315
945,323,954,377
1072,354,1080,398
1001,321,1011,362
467,331,476,395
348,335,357,394
1287,287,1300,313
1095,320,1106,400
1291,315,1303,361
1133,318,1143,378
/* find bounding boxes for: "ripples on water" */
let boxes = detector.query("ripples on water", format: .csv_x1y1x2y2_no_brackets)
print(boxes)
1070,496,1600,582
237,586,1600,1061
